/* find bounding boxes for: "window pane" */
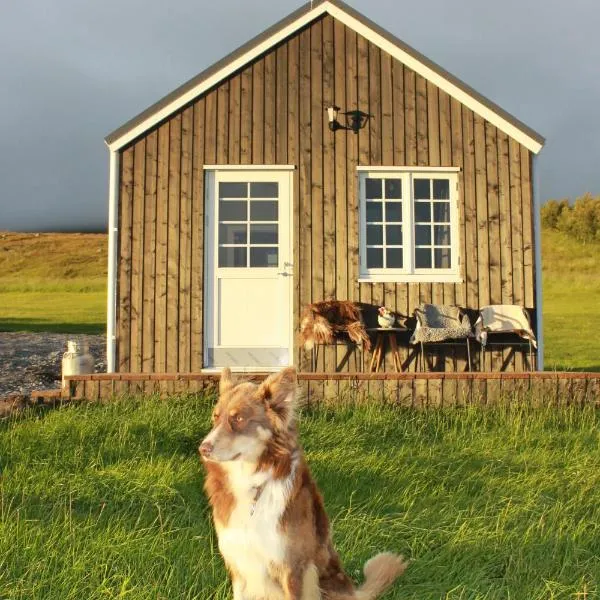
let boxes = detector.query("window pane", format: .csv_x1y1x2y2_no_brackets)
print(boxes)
386,225,402,245
250,182,278,198
250,247,278,267
434,225,451,245
433,179,450,200
250,224,278,244
415,225,431,245
219,200,247,221
415,248,432,268
219,246,246,267
385,179,402,199
434,248,452,268
219,223,247,244
219,182,247,198
386,248,403,268
414,178,431,199
433,202,450,222
385,202,402,222
366,202,383,222
367,247,383,268
250,201,278,221
365,178,382,199
366,224,383,245
414,202,431,222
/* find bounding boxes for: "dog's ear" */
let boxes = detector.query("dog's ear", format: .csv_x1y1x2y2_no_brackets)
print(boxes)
219,367,235,395
257,367,297,429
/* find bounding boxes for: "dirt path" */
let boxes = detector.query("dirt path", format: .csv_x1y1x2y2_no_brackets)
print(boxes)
0,333,106,398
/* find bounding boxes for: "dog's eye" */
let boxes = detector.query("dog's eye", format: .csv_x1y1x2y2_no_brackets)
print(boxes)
235,415,245,423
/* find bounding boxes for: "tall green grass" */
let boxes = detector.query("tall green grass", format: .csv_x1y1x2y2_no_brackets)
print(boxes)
1,396,599,599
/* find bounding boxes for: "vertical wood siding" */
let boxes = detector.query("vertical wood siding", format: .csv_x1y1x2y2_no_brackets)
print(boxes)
116,15,537,373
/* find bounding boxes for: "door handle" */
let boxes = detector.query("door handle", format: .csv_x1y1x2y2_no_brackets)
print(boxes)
277,272,291,277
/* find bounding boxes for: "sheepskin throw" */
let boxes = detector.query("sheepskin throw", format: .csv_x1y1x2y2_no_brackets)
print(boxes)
300,300,371,351
410,303,472,344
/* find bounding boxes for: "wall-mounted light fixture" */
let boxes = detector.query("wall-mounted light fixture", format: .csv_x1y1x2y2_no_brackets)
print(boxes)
326,105,371,134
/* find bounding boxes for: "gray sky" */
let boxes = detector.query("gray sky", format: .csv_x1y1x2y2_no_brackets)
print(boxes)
1,0,598,232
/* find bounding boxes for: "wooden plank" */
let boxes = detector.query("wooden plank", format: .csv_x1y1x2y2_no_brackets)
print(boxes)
311,19,324,307
228,73,241,164
276,43,288,166
298,27,312,371
521,147,535,309
166,114,182,372
368,41,382,165
462,107,478,323
130,139,146,373
240,66,252,165
287,35,300,366
264,50,276,164
334,19,348,304
179,107,193,372
415,75,428,167
118,147,134,372
322,15,336,375
142,131,157,373
190,98,206,372
380,50,394,168
345,28,359,304
392,60,405,165
357,32,371,308
497,130,514,371
216,82,229,165
252,60,264,163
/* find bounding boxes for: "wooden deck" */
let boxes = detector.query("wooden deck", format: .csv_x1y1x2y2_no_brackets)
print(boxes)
63,371,600,407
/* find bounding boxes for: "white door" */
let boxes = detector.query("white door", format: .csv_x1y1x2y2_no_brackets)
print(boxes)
205,169,293,369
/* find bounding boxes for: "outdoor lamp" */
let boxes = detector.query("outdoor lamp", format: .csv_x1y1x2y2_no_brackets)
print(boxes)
326,105,371,134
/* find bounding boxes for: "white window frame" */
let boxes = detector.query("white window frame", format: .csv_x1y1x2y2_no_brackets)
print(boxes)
358,167,462,283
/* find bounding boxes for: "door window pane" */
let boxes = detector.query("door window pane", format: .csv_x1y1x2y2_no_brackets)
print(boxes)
250,201,278,221
433,179,450,200
433,202,450,222
250,247,278,267
367,224,383,245
367,247,383,268
250,224,278,244
434,225,451,245
385,179,402,199
385,202,402,222
219,223,247,244
434,248,451,268
219,182,247,198
219,247,247,268
250,182,278,198
365,178,382,199
366,202,383,222
414,202,431,222
386,248,403,268
414,178,431,199
415,225,431,245
386,225,402,245
415,248,432,268
219,200,247,221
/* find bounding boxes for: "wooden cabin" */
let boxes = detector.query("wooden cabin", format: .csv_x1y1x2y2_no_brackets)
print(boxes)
104,0,545,375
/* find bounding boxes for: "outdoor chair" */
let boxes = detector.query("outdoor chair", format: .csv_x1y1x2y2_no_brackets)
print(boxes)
410,303,473,371
474,305,537,371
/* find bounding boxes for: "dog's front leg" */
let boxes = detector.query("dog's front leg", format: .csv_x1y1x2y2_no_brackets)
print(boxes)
232,578,248,600
283,563,321,600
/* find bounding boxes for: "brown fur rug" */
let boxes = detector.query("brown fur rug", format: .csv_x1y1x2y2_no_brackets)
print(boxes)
299,300,371,351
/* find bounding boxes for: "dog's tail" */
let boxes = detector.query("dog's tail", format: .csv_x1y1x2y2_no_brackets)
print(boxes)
352,552,408,600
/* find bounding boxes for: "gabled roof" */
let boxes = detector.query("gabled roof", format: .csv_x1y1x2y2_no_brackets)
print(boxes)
105,0,545,153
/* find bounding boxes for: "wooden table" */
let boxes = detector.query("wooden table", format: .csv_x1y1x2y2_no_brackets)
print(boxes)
367,327,410,372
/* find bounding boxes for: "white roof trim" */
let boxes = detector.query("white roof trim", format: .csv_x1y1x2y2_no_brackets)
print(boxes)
107,0,543,154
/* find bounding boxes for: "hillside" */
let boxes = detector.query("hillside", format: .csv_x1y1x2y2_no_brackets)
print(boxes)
0,230,597,369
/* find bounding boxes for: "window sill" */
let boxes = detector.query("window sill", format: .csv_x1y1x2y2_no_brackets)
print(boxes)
358,274,463,283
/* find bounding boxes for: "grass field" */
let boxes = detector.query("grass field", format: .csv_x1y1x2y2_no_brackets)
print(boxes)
1,396,599,599
0,229,598,369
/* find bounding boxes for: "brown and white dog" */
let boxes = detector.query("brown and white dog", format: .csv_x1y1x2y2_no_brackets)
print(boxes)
199,367,407,599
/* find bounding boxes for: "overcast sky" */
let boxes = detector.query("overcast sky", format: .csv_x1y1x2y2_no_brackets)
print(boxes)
1,0,598,232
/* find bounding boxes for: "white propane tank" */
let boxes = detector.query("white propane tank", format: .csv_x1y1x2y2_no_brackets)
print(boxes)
62,340,94,389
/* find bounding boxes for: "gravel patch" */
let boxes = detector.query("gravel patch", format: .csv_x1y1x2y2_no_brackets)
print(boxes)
0,333,106,399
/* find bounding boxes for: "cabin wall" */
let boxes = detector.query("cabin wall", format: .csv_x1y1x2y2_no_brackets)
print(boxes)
115,14,536,373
